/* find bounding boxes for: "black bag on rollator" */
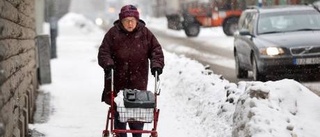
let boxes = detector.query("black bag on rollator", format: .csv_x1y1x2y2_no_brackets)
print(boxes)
123,89,155,108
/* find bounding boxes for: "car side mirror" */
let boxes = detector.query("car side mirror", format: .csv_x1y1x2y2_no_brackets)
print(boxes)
239,29,251,36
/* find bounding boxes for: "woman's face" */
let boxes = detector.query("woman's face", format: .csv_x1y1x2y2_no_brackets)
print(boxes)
121,17,137,32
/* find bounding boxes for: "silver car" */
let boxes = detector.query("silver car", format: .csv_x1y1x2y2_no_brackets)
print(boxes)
234,5,320,81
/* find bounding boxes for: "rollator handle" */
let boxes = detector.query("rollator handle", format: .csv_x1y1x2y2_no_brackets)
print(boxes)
155,71,161,95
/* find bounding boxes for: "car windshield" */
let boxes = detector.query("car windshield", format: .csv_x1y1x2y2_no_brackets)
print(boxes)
258,10,320,34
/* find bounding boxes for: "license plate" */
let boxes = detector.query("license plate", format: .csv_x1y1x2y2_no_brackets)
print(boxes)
294,57,320,65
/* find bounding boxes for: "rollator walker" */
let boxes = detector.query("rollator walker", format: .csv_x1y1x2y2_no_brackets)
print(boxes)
103,69,161,137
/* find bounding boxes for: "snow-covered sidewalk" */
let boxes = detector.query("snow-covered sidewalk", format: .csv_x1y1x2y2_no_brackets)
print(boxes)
29,13,320,137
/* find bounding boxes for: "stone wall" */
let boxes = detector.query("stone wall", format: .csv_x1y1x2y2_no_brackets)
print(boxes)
0,0,38,136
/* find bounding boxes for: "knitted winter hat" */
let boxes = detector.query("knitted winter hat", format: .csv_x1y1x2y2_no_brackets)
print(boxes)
119,5,139,21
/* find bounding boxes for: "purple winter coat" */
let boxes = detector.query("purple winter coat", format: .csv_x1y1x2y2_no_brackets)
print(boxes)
98,20,165,103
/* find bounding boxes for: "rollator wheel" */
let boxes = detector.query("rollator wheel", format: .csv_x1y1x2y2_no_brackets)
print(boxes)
102,130,109,137
150,132,158,137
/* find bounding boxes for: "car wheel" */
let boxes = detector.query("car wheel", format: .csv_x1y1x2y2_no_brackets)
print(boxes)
223,17,239,36
252,55,266,81
235,53,248,78
184,23,200,37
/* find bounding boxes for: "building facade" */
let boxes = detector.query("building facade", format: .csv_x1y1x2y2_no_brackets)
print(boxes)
0,0,38,136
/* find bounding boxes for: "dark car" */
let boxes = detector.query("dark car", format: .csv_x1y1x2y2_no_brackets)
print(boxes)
233,5,320,81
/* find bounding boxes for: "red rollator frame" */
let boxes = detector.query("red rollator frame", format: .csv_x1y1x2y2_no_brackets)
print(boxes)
103,69,161,137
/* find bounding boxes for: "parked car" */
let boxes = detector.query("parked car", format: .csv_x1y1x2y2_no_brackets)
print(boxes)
233,5,320,81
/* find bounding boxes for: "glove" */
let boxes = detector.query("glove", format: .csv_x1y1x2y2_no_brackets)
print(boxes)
104,65,114,79
151,67,162,76
103,90,112,105
103,90,116,106
104,65,114,71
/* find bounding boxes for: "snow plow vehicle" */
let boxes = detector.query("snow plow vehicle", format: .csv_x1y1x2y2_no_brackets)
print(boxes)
166,0,244,37
166,0,318,37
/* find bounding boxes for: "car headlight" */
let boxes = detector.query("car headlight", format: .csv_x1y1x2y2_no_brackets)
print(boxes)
260,47,284,56
95,18,104,26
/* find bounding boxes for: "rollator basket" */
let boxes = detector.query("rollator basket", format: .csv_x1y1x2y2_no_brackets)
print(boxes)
117,107,154,123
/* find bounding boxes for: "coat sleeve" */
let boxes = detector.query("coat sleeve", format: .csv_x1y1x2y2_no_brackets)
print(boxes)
98,31,115,69
147,29,165,69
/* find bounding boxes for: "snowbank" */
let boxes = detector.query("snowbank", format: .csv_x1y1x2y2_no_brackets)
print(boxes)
232,80,320,137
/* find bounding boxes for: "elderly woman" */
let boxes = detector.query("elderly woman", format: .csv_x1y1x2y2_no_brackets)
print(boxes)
98,4,165,137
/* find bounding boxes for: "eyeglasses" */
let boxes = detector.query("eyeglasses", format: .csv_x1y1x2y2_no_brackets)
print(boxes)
122,18,137,24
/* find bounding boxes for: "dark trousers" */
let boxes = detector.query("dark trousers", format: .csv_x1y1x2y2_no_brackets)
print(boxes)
115,111,144,137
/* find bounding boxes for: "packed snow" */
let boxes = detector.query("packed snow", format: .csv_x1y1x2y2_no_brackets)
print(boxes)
29,13,320,137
